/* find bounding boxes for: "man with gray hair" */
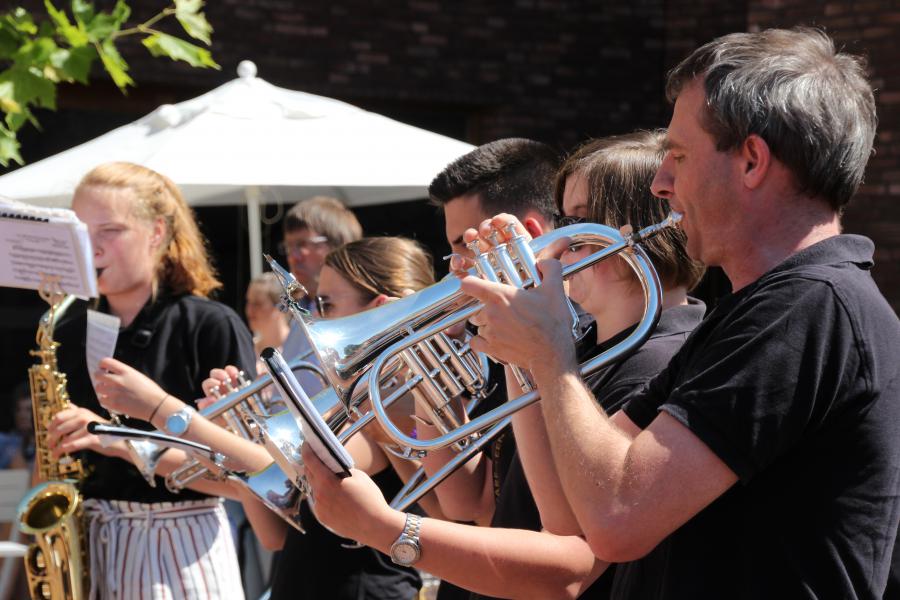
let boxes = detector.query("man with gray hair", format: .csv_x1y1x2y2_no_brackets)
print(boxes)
455,27,900,598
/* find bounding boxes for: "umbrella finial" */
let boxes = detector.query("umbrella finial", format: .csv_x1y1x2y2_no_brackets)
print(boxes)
237,60,257,79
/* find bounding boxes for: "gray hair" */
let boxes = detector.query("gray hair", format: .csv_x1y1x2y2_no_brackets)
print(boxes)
666,27,876,210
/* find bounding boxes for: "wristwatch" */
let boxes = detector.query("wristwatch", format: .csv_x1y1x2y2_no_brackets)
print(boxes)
165,405,197,436
389,513,422,566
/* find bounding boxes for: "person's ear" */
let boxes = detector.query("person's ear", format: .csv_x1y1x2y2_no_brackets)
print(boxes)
151,217,167,249
741,134,772,191
521,214,546,239
368,293,393,308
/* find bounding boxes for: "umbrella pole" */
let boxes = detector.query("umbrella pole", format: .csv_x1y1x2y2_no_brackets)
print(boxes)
246,186,263,278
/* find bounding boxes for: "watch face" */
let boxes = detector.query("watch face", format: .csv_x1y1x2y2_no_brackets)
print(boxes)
167,413,189,436
392,541,419,565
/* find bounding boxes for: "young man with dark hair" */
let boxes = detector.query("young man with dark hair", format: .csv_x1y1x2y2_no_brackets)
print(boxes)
455,27,900,599
429,138,559,258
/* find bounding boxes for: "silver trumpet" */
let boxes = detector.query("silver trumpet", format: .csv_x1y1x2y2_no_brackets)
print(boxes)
116,357,325,492
88,422,305,531
376,215,680,509
265,214,680,511
163,357,328,493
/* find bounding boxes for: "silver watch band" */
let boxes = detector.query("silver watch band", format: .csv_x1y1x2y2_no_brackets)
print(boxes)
403,513,421,540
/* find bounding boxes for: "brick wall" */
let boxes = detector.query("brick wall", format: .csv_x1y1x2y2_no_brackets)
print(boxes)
746,1,900,311
2,0,899,402
101,0,669,148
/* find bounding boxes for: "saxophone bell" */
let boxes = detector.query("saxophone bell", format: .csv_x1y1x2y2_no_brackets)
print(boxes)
17,481,86,600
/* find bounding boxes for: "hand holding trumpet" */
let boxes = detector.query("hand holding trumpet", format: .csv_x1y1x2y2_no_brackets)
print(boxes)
457,214,580,377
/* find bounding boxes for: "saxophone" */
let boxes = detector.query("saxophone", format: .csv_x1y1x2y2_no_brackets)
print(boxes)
17,290,89,600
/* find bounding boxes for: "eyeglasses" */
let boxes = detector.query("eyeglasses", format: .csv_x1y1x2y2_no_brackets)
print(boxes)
556,215,586,228
278,236,329,256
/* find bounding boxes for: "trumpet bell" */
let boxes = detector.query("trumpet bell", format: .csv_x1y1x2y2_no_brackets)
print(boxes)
232,462,304,532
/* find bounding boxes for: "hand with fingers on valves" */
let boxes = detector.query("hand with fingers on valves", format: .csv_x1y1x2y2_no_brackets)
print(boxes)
199,365,252,416
457,213,580,378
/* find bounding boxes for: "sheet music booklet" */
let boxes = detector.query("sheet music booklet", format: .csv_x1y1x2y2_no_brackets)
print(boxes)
262,346,354,477
0,197,96,298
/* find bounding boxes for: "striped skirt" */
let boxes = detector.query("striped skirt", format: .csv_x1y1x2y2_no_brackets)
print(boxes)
83,498,245,600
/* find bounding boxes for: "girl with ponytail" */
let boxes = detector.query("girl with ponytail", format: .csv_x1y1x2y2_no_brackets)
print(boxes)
48,162,255,600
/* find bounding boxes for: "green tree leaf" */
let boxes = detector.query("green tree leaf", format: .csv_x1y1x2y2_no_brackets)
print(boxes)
5,8,37,35
0,65,57,111
71,0,94,29
0,123,24,167
5,105,31,131
142,32,219,69
0,81,21,114
174,0,211,45
49,45,94,84
83,0,130,42
44,0,90,47
174,0,203,14
97,39,133,89
175,11,212,45
14,37,58,68
0,25,22,58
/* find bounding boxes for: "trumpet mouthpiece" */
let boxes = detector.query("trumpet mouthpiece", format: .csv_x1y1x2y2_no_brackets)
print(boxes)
265,255,309,304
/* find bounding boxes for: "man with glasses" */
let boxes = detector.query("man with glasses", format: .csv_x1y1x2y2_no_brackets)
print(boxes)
279,196,362,390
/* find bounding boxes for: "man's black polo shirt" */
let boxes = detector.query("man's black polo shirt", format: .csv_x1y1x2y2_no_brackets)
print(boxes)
619,235,900,599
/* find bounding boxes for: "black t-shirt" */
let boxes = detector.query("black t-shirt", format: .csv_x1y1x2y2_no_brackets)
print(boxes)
54,292,257,503
472,301,706,600
617,235,900,599
268,468,422,600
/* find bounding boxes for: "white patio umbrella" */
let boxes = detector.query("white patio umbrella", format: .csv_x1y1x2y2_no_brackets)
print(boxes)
0,61,474,275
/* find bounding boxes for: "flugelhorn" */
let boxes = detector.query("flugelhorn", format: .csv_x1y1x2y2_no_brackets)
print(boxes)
265,214,679,510
375,215,680,509
265,255,492,450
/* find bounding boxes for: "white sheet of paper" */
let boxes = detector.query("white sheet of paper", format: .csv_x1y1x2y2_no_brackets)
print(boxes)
86,310,120,393
0,198,97,298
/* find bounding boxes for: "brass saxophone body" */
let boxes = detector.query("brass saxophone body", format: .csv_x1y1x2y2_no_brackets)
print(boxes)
17,293,89,600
